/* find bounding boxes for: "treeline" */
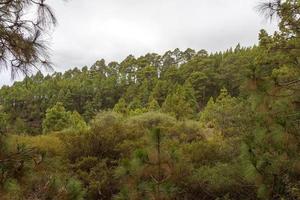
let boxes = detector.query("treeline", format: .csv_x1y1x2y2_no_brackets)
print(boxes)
0,0,299,199
0,45,253,134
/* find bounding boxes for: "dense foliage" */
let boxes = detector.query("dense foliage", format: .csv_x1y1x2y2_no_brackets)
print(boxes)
0,0,299,199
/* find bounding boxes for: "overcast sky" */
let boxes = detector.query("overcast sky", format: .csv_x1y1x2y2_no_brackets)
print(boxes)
0,0,278,86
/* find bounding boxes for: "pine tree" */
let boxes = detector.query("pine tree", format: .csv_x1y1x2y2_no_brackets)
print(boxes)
0,0,57,76
115,128,178,200
42,102,71,133
147,98,160,111
240,1,300,198
162,85,196,120
113,98,129,115
69,111,88,131
200,88,254,137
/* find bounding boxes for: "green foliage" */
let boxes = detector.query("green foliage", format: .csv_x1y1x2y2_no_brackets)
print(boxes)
0,110,8,134
114,98,129,115
71,157,116,199
64,111,125,161
0,142,38,194
192,163,241,192
147,98,160,111
0,1,299,199
115,128,181,200
162,85,196,120
200,88,254,137
7,134,65,157
13,117,28,134
2,179,21,200
42,103,87,133
42,102,72,133
65,178,86,200
238,1,300,198
62,112,127,199
69,111,88,131
25,176,86,200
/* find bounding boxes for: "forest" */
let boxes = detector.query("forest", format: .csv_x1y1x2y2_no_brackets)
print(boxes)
0,0,299,200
